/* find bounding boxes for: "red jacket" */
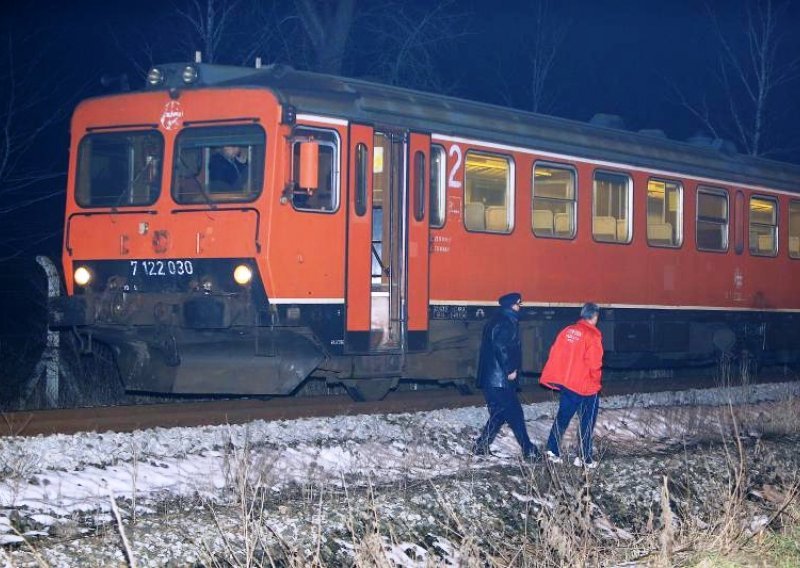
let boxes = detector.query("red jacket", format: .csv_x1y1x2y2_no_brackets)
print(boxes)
539,319,604,395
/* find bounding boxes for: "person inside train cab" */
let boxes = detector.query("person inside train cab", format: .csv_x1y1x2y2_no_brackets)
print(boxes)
209,145,247,191
539,302,604,469
472,292,541,461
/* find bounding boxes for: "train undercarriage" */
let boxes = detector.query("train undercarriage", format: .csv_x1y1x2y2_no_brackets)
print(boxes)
35,251,800,406
48,283,800,404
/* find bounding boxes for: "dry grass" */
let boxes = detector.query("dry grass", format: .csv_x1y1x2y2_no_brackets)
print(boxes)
121,400,800,567
184,409,800,568
2,392,800,566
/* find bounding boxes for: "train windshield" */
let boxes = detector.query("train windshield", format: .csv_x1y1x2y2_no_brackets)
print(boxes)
172,124,266,204
75,130,164,208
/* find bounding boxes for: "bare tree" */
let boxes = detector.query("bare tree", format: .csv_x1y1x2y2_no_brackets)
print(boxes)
524,0,569,113
107,0,247,75
174,0,244,64
493,0,569,114
109,0,289,80
678,0,800,157
108,21,171,80
0,34,60,195
239,2,302,68
293,0,356,75
358,0,471,93
114,0,468,93
0,30,83,261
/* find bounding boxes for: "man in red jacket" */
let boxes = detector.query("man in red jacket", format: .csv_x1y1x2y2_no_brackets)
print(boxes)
539,303,603,469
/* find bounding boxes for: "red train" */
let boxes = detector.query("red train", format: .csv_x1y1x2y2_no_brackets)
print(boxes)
50,61,800,400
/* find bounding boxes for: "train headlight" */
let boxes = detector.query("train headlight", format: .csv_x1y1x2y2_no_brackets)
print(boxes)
233,264,253,286
146,67,164,87
182,65,198,85
74,266,92,287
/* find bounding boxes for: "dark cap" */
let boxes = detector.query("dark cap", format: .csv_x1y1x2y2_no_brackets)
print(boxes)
498,292,522,308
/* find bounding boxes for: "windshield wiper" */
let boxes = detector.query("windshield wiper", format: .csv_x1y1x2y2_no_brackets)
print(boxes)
111,156,155,211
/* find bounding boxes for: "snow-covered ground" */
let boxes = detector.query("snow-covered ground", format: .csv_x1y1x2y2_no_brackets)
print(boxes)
1,380,799,566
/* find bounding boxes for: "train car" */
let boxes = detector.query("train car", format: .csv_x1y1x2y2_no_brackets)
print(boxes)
49,61,800,401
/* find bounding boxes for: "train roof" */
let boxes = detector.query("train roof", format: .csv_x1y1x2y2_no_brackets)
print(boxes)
142,62,800,193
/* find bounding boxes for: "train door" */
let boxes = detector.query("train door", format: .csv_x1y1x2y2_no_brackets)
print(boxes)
345,126,430,353
406,132,431,352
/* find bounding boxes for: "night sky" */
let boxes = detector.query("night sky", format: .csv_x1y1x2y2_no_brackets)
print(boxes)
1,0,799,263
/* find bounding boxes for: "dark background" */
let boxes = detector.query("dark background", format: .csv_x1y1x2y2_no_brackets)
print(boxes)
2,0,799,260
1,0,799,395
0,0,800,261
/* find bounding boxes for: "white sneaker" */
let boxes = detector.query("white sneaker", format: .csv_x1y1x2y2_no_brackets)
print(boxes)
573,456,598,469
545,451,563,464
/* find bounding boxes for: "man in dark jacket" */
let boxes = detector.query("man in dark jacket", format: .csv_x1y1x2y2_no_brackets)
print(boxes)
472,292,539,459
209,145,247,190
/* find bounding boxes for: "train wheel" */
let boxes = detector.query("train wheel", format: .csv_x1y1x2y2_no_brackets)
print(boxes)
342,377,398,402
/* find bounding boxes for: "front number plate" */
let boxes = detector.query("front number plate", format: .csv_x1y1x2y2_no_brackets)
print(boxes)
130,259,195,277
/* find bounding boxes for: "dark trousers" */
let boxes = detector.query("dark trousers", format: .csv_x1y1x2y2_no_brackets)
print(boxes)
546,387,599,461
475,387,536,456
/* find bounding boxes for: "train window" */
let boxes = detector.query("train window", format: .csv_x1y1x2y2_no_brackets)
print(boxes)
413,151,425,222
291,127,340,212
430,145,446,228
76,130,163,208
464,151,513,233
749,196,778,257
696,187,729,252
789,200,800,259
172,124,265,205
647,179,683,247
355,143,368,216
532,163,576,239
592,171,632,243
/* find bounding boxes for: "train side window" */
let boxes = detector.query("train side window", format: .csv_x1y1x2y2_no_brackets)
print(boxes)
291,127,340,213
696,187,729,252
647,179,683,247
430,145,446,228
789,200,800,259
464,151,513,233
413,151,425,222
355,143,368,216
532,163,576,239
592,170,632,243
749,195,778,257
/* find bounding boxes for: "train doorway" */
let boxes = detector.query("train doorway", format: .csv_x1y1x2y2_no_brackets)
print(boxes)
370,131,404,350
345,126,430,354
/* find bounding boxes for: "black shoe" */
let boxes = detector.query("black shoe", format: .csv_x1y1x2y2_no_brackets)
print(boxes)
471,444,492,457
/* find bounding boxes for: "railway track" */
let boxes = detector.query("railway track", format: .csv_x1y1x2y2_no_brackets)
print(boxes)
1,372,795,437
